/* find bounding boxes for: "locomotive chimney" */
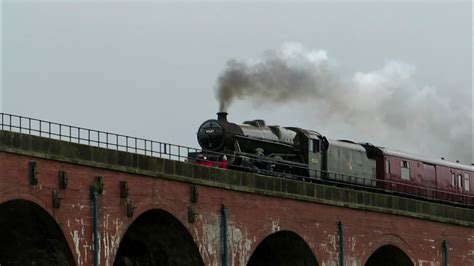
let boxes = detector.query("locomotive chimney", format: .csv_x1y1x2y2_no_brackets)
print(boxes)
217,112,228,122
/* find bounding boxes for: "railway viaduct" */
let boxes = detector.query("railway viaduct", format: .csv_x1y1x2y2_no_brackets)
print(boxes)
0,116,473,266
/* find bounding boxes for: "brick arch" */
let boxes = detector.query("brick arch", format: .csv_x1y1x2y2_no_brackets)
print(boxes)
0,194,77,262
248,229,320,266
361,234,415,265
114,205,203,266
246,219,323,265
117,200,194,243
0,193,49,212
0,198,76,265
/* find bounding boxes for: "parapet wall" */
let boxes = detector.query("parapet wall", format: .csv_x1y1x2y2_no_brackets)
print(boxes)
1,130,472,227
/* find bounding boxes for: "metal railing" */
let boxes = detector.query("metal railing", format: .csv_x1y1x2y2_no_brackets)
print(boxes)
0,112,472,207
0,113,199,162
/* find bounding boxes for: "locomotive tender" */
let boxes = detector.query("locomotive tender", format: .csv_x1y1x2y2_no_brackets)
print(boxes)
190,112,473,206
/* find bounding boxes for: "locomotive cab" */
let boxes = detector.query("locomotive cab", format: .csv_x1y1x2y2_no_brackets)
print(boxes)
287,128,326,179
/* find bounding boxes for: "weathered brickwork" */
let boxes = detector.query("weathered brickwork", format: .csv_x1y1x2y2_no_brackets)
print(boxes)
0,130,473,266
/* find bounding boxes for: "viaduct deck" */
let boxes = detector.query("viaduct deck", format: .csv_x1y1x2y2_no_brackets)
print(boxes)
0,129,473,266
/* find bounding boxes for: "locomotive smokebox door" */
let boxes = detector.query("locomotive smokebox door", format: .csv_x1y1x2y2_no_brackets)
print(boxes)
197,120,225,150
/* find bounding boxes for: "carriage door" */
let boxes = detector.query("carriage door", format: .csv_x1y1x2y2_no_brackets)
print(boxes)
457,173,463,193
308,138,322,179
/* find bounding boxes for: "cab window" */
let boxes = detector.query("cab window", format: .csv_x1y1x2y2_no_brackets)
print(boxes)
309,139,320,153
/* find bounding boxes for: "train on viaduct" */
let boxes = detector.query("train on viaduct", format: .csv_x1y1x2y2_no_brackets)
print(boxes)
0,113,473,266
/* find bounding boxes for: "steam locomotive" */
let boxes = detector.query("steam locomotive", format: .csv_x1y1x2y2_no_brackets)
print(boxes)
189,112,474,206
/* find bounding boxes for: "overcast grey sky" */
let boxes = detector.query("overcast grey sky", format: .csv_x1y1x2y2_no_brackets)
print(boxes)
2,1,473,163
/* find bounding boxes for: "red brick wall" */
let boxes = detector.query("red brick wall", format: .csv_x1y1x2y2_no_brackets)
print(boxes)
1,151,473,266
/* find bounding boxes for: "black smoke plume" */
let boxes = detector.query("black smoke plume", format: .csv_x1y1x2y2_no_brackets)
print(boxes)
214,43,473,164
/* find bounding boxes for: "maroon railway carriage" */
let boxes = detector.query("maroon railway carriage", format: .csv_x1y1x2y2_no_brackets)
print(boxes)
381,149,473,205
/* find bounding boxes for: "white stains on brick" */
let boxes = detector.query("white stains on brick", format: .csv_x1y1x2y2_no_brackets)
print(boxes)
71,230,82,266
195,214,255,266
321,260,338,266
102,215,111,266
349,236,356,252
345,257,359,266
83,243,90,264
68,218,88,266
194,214,220,266
468,235,474,258
228,225,253,266
319,234,338,266
102,214,124,266
271,219,280,233
71,203,88,211
417,259,437,266
329,234,337,251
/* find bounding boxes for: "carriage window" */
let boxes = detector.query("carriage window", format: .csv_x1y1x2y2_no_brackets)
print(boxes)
451,173,456,187
402,161,409,168
385,160,390,174
458,174,463,189
400,160,410,180
465,174,470,192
